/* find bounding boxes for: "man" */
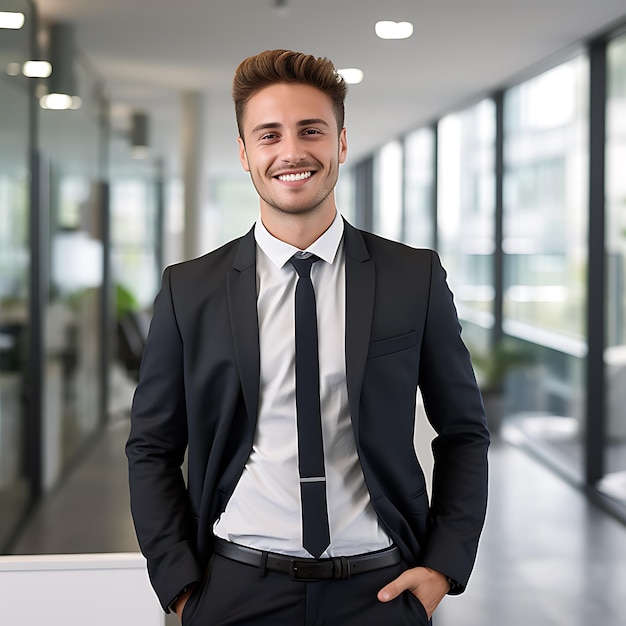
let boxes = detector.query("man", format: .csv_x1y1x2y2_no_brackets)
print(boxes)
126,49,489,625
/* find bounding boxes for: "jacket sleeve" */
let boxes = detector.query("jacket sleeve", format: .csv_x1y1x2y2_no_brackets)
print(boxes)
125,266,202,611
418,251,490,593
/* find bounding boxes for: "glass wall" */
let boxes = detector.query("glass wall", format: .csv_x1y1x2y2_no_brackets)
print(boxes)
336,166,356,225
110,158,160,310
39,56,106,489
0,0,33,548
600,33,626,505
403,127,435,248
502,56,589,476
437,98,496,348
373,140,403,242
109,137,161,400
206,174,259,251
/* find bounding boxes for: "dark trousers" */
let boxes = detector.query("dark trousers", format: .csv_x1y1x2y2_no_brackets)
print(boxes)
181,553,432,625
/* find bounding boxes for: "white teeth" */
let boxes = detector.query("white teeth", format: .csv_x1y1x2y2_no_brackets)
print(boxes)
277,171,312,182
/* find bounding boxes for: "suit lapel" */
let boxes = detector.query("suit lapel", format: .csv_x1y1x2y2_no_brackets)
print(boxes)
224,222,374,431
343,221,375,430
227,228,260,428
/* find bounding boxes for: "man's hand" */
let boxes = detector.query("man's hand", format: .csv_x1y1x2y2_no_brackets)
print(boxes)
174,586,194,621
377,566,450,618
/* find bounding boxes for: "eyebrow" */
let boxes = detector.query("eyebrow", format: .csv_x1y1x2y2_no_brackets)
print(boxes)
298,118,330,128
250,118,331,135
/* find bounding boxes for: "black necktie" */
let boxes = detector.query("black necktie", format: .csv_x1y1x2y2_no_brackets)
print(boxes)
289,254,330,558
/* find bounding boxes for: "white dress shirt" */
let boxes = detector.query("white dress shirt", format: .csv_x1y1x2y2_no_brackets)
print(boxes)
214,212,391,557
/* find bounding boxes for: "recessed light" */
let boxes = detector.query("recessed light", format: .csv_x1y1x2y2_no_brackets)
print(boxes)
40,93,73,110
0,11,25,29
375,21,413,40
23,60,52,78
338,68,363,85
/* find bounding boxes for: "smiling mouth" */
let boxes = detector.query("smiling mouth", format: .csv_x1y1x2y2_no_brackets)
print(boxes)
276,171,312,182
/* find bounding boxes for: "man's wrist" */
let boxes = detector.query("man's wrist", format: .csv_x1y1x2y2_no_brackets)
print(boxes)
168,584,194,614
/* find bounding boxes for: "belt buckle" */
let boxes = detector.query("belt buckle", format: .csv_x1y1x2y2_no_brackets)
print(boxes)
289,559,321,582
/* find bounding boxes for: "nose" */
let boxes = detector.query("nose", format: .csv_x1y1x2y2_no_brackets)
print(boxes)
280,131,307,165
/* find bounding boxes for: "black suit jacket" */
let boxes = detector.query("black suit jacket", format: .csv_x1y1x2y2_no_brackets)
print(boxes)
126,221,490,610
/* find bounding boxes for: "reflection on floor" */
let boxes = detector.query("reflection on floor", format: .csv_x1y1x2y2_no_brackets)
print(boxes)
10,417,139,556
598,470,626,504
506,412,626,508
9,419,626,626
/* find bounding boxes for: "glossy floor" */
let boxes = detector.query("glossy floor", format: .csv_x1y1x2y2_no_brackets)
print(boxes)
9,419,626,626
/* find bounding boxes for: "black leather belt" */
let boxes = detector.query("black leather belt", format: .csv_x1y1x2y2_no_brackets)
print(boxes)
213,538,402,581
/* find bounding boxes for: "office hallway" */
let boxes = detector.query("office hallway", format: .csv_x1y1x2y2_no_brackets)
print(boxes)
9,418,626,626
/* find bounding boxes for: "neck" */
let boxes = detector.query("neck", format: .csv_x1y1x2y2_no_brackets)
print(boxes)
260,204,336,250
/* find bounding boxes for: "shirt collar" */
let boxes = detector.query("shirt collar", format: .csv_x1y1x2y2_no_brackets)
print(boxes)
254,212,344,269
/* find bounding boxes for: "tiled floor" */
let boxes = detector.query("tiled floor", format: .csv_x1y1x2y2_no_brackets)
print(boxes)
436,439,626,626
9,418,626,626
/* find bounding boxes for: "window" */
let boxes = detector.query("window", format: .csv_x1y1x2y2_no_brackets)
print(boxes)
373,140,403,241
503,58,589,342
403,127,435,248
600,33,626,503
502,55,589,475
438,99,496,328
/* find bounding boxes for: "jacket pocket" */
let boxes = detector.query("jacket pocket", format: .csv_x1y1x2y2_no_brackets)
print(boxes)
367,330,417,359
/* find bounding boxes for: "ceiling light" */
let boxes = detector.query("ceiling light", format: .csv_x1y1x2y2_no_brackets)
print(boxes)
375,21,413,40
337,68,363,85
0,11,25,29
23,60,53,78
6,62,21,76
39,94,82,110
40,93,74,110
39,24,82,111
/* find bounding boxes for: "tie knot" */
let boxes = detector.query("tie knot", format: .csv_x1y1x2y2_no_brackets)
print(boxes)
289,254,319,278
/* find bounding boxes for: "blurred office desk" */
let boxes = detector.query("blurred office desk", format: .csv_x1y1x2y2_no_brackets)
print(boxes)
0,552,164,626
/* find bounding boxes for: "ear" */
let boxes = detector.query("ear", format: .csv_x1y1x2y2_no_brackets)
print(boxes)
238,136,250,172
338,127,348,164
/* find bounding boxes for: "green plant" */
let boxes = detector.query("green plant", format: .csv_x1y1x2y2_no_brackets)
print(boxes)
116,283,140,318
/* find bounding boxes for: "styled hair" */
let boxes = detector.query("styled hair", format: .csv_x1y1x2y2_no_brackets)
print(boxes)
232,49,347,139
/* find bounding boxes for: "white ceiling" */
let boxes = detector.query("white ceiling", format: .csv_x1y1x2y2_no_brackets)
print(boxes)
35,0,626,177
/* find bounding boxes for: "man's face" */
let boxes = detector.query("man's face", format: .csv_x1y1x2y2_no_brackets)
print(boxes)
238,82,347,220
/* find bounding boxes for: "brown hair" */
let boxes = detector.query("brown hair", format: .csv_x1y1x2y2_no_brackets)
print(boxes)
232,49,347,139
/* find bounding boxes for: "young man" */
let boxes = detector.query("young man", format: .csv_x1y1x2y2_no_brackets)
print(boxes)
126,49,489,625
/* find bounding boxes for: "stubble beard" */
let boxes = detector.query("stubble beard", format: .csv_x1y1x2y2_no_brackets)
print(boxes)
250,164,339,218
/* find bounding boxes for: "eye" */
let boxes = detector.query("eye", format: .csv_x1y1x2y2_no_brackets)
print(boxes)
260,132,279,141
302,128,321,136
